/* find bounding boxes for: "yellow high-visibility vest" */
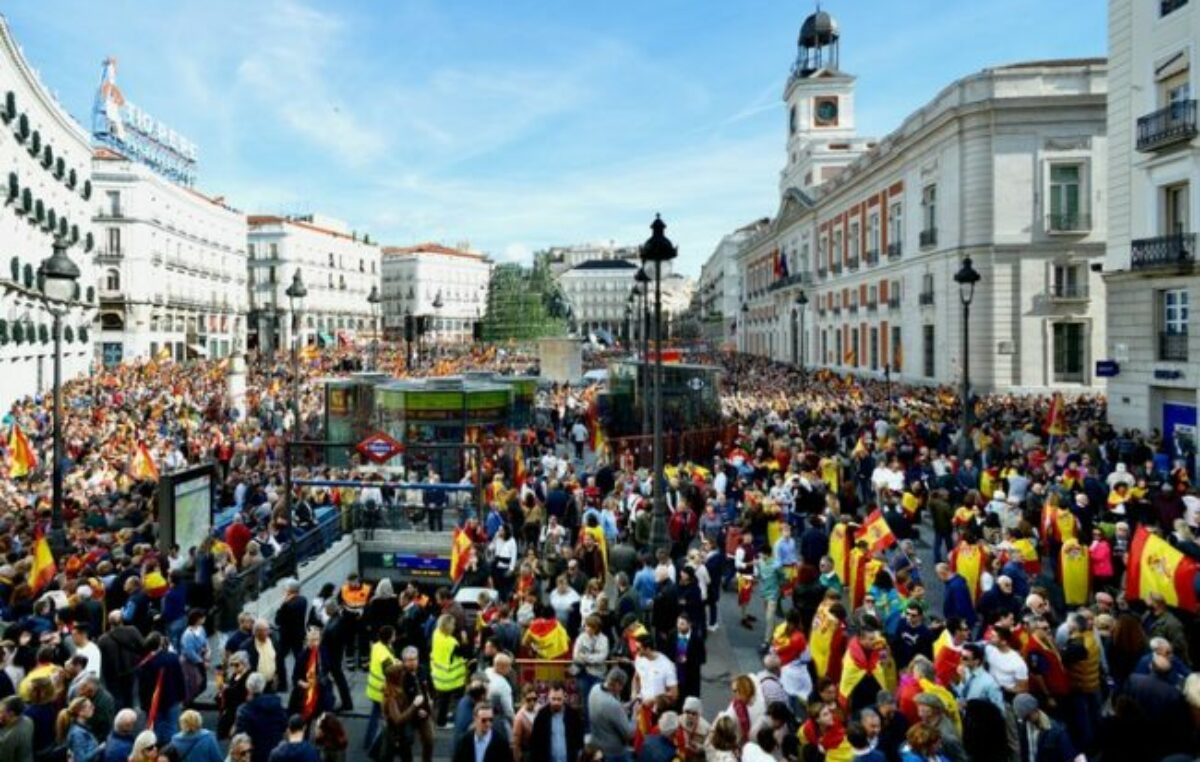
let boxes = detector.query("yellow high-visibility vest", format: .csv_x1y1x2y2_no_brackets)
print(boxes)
430,630,467,693
365,641,393,704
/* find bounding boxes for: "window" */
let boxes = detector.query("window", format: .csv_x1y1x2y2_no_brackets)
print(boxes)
1049,164,1083,230
1164,288,1190,334
891,326,902,370
921,185,937,232
848,222,860,261
328,253,335,267
850,328,859,364
107,227,120,255
869,327,879,370
1164,182,1190,235
1158,53,1190,108
867,213,880,254
104,268,119,291
835,331,843,366
832,230,843,266
923,325,935,378
106,191,120,217
888,202,902,249
269,267,277,285
1052,264,1085,298
1053,323,1086,383
248,244,255,260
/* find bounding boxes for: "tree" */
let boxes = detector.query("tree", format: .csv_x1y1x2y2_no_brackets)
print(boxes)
479,260,570,342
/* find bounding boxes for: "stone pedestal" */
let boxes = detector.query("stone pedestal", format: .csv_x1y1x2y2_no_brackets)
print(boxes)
538,338,582,383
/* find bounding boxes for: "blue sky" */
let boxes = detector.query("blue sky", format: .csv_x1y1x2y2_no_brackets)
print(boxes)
6,0,1106,275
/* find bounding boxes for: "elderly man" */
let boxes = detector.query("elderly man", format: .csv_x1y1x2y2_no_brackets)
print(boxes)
588,669,634,762
102,709,139,762
242,617,287,693
485,653,515,739
235,673,288,762
0,696,33,762
913,693,967,762
68,672,116,742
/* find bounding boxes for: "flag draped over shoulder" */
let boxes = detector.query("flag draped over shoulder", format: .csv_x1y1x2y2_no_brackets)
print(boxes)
129,442,160,482
949,542,987,604
513,445,526,485
449,528,473,583
932,630,962,686
1045,392,1067,436
856,510,896,554
27,527,55,594
7,424,37,478
523,617,569,659
838,637,897,706
809,606,845,681
1126,526,1199,612
1059,538,1091,607
829,523,851,584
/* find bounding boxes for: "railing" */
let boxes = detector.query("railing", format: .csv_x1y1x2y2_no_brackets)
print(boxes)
1131,233,1195,270
866,300,878,312
768,272,813,291
888,296,901,309
919,291,935,306
1160,331,1189,362
817,266,828,279
1162,0,1189,14
1046,212,1092,233
1137,100,1198,152
847,255,860,271
1049,283,1089,300
848,303,859,314
606,425,737,469
919,228,938,248
226,509,343,609
887,241,902,260
831,261,843,274
865,249,879,266
831,306,841,315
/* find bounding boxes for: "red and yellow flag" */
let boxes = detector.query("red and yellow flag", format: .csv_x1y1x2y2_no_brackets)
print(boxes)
1126,526,1199,612
949,542,987,604
838,637,897,706
1045,392,1067,436
523,617,570,659
449,528,473,583
513,446,526,485
301,647,321,719
7,424,37,478
28,527,56,595
932,629,961,687
829,523,851,584
856,510,896,554
810,605,845,681
129,442,160,482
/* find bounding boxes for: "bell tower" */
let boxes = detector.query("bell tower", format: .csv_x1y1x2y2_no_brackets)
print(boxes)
780,7,863,195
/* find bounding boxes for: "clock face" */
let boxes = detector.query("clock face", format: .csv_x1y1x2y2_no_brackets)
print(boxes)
815,97,839,127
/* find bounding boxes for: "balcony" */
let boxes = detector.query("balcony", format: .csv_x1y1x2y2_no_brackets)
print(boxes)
1048,283,1090,302
1137,101,1198,152
817,266,828,279
1162,0,1189,13
865,249,879,266
1131,233,1196,271
94,249,122,262
919,291,935,307
848,303,859,315
887,241,902,260
919,228,938,248
832,306,842,316
1046,212,1092,234
847,255,860,271
831,261,843,275
768,272,814,292
887,296,901,309
866,300,878,312
1160,331,1189,362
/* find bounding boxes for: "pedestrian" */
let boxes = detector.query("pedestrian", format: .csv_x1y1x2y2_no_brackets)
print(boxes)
452,704,512,762
529,685,582,762
267,715,320,762
275,580,309,688
235,673,288,762
170,710,223,762
364,625,397,751
431,615,469,729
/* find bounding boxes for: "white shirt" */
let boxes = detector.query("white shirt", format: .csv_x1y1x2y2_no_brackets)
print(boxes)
985,644,1028,691
548,587,581,623
75,642,102,678
634,652,677,701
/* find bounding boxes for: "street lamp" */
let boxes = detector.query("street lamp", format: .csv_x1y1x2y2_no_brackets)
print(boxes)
741,301,749,354
39,238,79,538
640,214,678,554
403,309,413,371
795,290,809,374
634,269,651,440
366,284,381,372
431,289,444,355
285,269,307,432
954,257,981,459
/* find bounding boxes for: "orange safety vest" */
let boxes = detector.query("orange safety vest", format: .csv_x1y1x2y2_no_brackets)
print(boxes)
341,582,371,610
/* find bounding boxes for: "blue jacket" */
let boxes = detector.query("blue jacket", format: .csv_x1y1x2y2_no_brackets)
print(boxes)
942,574,977,627
67,723,101,762
103,730,136,762
267,741,320,762
235,694,288,762
171,729,224,762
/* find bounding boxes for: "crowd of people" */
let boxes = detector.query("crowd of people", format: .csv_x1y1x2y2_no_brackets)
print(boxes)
0,345,1197,762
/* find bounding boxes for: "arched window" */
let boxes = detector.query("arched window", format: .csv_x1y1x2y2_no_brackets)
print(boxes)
105,268,120,291
99,313,124,331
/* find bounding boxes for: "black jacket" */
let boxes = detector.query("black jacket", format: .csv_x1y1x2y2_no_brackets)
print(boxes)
673,632,706,699
97,625,145,687
275,595,309,649
529,705,582,762
235,694,288,762
452,731,513,762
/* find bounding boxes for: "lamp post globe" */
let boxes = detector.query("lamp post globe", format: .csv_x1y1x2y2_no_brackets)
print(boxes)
639,214,677,555
953,257,981,459
39,237,79,540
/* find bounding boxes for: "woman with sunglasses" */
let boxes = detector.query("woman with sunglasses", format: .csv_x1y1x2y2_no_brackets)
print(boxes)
510,688,540,762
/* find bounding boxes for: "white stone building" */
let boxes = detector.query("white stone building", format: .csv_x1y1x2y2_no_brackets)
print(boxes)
246,214,380,354
92,149,247,364
732,10,1109,393
698,219,767,348
380,243,491,344
541,242,641,277
560,259,641,340
1104,0,1198,457
0,16,97,411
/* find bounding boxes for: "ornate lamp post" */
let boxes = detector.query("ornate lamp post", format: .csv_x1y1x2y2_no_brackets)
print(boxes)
954,257,981,459
741,301,749,354
367,284,381,372
635,268,651,439
640,215,678,553
795,290,808,374
431,289,444,356
39,238,79,535
285,269,307,433
403,309,413,371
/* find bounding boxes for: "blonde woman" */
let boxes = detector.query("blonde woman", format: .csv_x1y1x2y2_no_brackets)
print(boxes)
128,730,159,762
171,709,223,762
430,614,468,728
57,697,100,762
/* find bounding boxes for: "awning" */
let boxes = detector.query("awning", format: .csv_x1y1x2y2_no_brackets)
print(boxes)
318,332,335,347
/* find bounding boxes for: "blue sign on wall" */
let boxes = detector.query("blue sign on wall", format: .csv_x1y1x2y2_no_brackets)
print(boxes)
383,553,450,577
1095,360,1119,377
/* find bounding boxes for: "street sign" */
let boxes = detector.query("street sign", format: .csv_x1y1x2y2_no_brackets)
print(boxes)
356,431,405,464
1095,360,1120,378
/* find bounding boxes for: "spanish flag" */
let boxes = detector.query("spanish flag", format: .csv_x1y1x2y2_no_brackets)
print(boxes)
1126,526,1199,612
27,527,55,594
829,523,851,584
838,637,897,707
949,542,987,604
522,617,570,659
156,346,172,361
932,629,962,686
513,445,526,484
300,344,319,361
856,510,896,554
917,678,962,736
1059,538,1090,607
301,647,321,719
810,606,847,681
851,435,869,459
449,527,473,583
1041,503,1077,549
1045,392,1067,436
129,442,160,482
1011,537,1041,576
7,424,37,478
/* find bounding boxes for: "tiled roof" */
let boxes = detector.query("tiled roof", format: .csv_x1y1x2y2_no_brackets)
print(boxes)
248,215,372,243
381,243,485,260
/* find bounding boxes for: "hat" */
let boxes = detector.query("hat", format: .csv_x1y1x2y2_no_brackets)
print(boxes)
1012,693,1039,720
682,697,703,714
657,711,680,735
874,690,895,707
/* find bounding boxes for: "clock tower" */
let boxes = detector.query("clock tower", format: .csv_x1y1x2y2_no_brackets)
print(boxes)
780,8,865,195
